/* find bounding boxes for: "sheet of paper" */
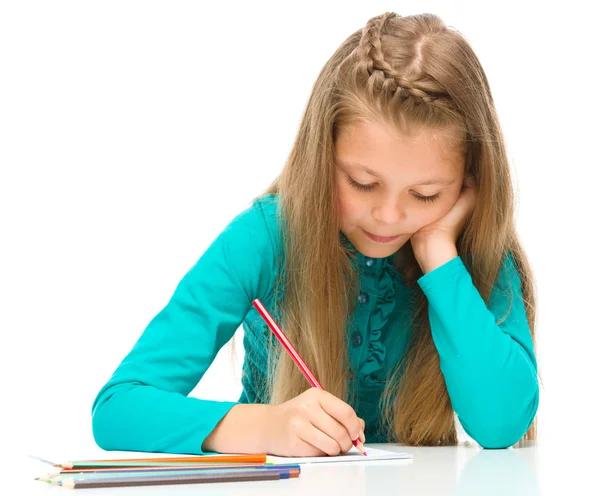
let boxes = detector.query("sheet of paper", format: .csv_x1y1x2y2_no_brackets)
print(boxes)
266,446,412,464
30,446,413,467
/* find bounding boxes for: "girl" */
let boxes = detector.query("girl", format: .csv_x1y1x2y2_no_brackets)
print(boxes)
91,12,539,456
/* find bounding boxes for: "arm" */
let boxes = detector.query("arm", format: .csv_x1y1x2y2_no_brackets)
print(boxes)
416,251,539,449
91,200,277,454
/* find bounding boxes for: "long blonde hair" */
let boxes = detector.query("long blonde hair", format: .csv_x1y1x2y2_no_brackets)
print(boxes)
244,12,537,446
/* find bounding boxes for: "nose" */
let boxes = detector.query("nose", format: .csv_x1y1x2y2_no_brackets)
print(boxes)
372,195,406,225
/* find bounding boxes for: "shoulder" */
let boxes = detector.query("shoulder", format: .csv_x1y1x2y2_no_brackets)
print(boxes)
222,194,282,256
215,194,284,300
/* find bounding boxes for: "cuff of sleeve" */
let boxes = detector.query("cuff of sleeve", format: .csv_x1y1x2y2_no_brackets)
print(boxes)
417,255,465,292
189,400,239,455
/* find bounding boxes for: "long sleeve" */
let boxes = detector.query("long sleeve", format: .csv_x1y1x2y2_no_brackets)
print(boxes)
91,200,278,454
417,252,538,449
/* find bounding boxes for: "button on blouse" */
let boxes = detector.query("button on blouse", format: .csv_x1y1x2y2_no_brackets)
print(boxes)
340,232,412,389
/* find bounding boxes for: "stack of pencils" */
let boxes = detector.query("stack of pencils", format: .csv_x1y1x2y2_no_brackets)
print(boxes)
34,454,301,489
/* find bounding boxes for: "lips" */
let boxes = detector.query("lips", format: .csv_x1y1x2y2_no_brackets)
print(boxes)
362,229,402,243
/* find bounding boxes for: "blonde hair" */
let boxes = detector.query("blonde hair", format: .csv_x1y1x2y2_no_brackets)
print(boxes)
241,12,537,446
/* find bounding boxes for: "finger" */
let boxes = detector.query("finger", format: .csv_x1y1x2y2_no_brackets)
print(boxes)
309,407,353,453
300,424,344,457
358,418,365,443
317,392,362,442
463,175,477,191
290,438,328,457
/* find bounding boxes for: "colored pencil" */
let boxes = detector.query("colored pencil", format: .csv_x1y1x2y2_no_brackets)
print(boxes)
41,466,300,484
52,462,269,474
252,298,367,455
56,468,299,488
41,463,300,478
58,461,267,469
57,453,267,468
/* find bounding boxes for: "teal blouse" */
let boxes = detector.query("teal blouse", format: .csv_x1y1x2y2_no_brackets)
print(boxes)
91,194,538,453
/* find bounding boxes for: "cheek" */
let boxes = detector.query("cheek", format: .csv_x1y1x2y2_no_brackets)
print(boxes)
338,193,362,223
336,175,361,221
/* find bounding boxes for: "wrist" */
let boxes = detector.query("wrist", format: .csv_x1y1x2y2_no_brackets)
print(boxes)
202,403,273,454
413,240,458,274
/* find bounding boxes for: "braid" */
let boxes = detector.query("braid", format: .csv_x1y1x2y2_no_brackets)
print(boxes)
355,12,457,114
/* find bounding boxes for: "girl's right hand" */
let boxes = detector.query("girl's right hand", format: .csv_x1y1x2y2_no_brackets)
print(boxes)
265,388,365,457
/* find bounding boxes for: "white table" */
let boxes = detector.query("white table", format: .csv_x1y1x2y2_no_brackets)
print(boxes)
21,441,586,494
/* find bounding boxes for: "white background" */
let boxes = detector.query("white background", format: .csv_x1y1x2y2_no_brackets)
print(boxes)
1,1,598,491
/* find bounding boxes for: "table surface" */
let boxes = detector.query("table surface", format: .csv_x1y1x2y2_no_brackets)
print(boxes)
20,441,589,494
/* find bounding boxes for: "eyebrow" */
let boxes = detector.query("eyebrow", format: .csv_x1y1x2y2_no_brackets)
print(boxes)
337,161,457,186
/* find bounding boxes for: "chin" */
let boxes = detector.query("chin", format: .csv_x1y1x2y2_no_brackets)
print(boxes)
355,237,409,259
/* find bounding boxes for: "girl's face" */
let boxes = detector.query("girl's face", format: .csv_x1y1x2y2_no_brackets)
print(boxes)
334,119,465,259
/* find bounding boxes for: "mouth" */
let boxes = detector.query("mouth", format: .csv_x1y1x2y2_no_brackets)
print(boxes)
362,229,403,243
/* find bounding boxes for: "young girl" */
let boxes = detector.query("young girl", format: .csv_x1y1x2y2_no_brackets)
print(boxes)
91,12,539,456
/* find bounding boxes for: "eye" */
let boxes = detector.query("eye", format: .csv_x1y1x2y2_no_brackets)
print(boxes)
346,176,376,192
346,175,441,203
414,192,441,203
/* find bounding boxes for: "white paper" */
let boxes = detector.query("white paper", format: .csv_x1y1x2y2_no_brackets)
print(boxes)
266,446,412,464
30,446,413,468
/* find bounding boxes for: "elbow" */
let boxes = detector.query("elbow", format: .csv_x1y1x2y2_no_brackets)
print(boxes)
464,392,539,450
91,395,117,451
91,384,131,451
472,426,527,449
463,364,540,449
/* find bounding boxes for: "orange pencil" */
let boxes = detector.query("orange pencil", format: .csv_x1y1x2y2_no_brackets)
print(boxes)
57,454,267,469
55,463,264,473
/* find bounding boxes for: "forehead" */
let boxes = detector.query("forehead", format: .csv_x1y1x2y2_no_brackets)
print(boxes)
334,119,464,176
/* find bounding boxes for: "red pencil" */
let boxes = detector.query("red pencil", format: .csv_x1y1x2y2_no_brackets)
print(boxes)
252,298,367,456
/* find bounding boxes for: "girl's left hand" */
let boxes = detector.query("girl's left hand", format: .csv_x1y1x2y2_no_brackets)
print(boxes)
410,176,477,250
